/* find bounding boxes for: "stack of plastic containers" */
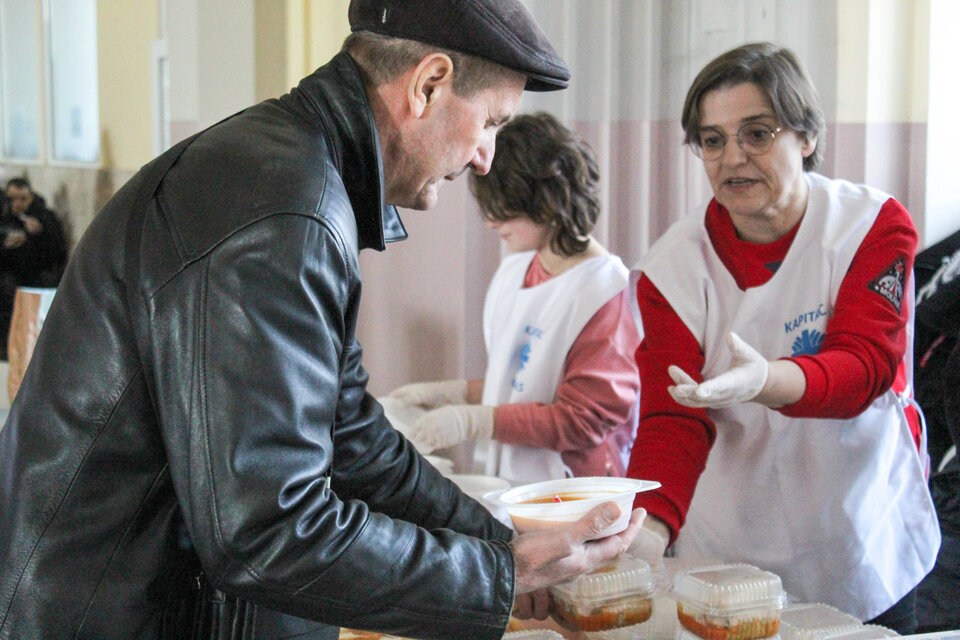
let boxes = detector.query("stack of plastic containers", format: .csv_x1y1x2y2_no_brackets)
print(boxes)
820,626,899,640
502,630,566,640
672,563,786,640
779,603,868,640
547,555,658,633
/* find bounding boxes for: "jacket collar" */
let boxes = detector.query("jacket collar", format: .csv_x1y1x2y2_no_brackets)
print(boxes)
283,52,407,251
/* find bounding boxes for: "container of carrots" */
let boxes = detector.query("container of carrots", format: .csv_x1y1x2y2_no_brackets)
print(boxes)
548,555,656,632
673,563,785,640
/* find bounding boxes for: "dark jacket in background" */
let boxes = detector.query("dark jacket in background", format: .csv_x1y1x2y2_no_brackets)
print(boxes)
914,228,960,633
914,228,960,466
0,193,68,288
0,52,515,640
0,194,68,359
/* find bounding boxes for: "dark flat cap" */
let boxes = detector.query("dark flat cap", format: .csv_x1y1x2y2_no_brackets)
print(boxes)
348,0,570,91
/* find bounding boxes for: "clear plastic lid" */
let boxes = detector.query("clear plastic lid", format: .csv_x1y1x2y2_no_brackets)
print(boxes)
779,603,863,640
672,564,785,614
676,630,780,640
550,555,656,604
502,631,566,639
821,625,899,640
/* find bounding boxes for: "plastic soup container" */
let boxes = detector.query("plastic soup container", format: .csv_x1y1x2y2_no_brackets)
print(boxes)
548,555,657,632
673,564,785,640
485,477,660,537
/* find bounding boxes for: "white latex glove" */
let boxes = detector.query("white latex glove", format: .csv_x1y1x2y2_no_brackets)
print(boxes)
388,379,468,409
408,404,494,454
667,332,769,409
626,520,668,571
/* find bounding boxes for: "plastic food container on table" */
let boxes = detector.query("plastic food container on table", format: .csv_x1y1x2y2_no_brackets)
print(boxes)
484,476,660,537
548,555,657,632
583,594,680,639
779,603,865,640
502,631,566,639
820,626,899,640
672,563,785,640
446,473,512,525
678,631,780,640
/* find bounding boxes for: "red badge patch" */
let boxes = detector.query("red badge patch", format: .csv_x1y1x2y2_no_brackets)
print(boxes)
868,255,906,312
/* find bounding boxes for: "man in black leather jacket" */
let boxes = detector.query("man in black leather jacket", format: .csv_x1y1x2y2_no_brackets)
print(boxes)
0,2,645,639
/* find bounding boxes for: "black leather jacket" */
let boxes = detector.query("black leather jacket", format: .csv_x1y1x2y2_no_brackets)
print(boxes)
0,52,515,640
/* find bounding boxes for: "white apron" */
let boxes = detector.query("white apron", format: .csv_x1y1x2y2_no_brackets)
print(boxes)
479,251,629,486
641,173,940,620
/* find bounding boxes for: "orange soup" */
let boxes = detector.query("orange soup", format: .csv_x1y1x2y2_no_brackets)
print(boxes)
518,492,613,504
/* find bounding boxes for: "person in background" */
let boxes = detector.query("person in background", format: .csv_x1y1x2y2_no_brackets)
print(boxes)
625,42,939,633
913,227,960,469
0,177,68,359
911,228,960,632
0,2,647,639
390,112,640,486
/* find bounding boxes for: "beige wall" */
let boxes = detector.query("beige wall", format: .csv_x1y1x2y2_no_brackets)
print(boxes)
256,0,350,101
98,0,159,171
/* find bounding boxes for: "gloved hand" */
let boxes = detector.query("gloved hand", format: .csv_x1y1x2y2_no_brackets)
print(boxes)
407,404,494,453
388,379,468,409
667,332,769,409
626,519,668,571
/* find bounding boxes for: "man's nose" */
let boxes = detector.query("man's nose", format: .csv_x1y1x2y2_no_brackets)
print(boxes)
469,134,496,175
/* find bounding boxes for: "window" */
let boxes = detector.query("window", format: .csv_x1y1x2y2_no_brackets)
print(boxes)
0,0,42,160
0,0,98,164
46,0,99,163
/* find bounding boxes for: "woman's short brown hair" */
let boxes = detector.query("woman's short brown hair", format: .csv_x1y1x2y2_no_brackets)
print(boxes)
681,42,826,171
470,111,600,257
343,31,508,97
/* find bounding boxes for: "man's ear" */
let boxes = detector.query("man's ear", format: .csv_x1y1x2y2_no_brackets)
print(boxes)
408,53,455,118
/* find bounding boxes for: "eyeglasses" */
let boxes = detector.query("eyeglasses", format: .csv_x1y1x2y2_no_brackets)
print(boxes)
691,123,784,161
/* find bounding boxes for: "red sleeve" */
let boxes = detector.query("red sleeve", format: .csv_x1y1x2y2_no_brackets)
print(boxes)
494,288,640,459
781,198,918,418
626,274,715,543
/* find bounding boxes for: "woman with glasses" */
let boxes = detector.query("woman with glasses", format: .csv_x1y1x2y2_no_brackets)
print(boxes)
625,43,939,632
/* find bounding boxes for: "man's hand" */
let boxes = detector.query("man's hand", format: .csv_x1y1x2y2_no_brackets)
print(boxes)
408,404,493,453
510,505,647,594
388,379,468,409
667,332,768,408
512,589,551,621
